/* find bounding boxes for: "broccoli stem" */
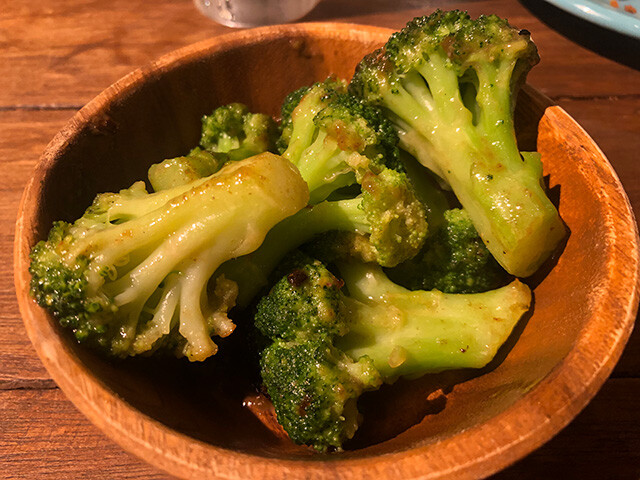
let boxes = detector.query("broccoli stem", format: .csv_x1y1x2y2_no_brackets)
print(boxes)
131,273,180,353
282,87,327,165
380,57,564,277
219,197,368,307
336,261,531,380
398,151,449,230
292,130,357,204
31,153,310,360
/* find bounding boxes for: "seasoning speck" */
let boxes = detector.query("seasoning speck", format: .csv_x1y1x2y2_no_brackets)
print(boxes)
287,269,308,287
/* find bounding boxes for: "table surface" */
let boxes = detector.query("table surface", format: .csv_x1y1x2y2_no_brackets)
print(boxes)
2,0,639,478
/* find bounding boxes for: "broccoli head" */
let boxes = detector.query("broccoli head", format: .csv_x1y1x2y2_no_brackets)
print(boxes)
387,208,511,293
29,152,309,360
280,78,404,204
261,337,381,452
254,259,347,340
256,255,531,450
257,259,382,451
147,103,279,192
350,10,565,277
200,102,279,159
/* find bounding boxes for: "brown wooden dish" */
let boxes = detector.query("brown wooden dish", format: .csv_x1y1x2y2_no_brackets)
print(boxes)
14,23,640,479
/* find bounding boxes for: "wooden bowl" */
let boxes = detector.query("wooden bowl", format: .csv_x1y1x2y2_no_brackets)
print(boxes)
14,23,640,479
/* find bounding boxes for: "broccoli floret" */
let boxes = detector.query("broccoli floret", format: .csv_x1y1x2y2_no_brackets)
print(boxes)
277,84,311,154
148,147,224,192
219,166,427,307
200,103,279,160
350,10,565,277
29,153,309,361
254,257,348,340
214,82,429,306
257,260,382,451
256,256,531,451
147,103,279,192
280,78,404,204
261,337,381,452
387,208,511,293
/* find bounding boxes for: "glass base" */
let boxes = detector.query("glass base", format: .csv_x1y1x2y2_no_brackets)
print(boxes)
194,0,320,28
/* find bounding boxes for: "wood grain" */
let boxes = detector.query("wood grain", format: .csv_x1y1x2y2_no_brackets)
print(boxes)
2,0,639,478
495,378,640,480
555,97,640,207
0,110,73,388
1,0,639,108
2,379,638,479
1,388,168,479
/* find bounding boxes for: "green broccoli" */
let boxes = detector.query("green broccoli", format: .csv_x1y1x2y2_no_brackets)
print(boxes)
261,337,382,452
213,81,428,306
29,153,309,361
219,166,428,307
387,208,511,293
256,256,531,451
148,103,278,191
350,10,565,277
279,78,404,204
147,147,224,192
200,102,279,159
256,259,382,451
277,84,311,154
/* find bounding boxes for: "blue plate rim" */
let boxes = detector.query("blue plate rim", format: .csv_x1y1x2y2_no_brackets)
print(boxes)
543,0,640,39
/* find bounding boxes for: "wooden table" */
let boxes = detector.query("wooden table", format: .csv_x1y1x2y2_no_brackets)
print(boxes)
2,0,639,478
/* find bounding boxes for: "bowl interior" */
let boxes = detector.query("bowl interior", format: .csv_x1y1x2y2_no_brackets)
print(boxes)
15,23,638,477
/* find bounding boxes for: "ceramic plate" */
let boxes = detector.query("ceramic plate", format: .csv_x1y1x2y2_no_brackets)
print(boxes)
543,0,640,38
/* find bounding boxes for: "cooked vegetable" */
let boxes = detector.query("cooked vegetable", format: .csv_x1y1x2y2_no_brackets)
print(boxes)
148,103,278,191
257,256,531,451
200,102,279,159
387,208,511,293
148,147,223,192
350,10,565,276
29,153,309,360
218,81,428,305
279,78,405,204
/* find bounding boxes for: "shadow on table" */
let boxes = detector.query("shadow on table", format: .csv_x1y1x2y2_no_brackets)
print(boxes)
519,0,640,71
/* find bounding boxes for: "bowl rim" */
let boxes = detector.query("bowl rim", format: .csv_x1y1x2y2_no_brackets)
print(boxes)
14,21,640,480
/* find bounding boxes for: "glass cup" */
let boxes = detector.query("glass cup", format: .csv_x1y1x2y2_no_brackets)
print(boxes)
194,0,321,28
